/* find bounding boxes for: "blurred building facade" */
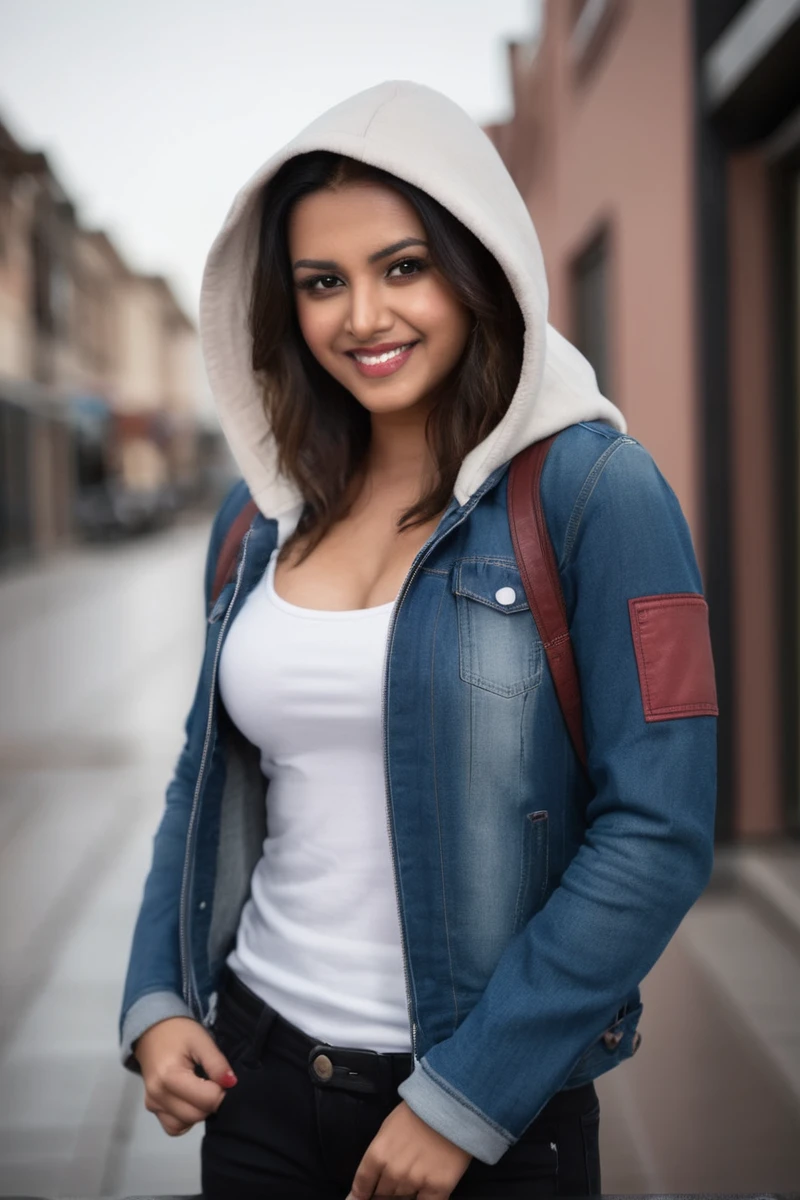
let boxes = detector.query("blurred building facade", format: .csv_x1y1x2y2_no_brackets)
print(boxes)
486,0,800,842
0,113,208,565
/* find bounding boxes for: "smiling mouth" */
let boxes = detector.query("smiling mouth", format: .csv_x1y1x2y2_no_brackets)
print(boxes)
345,340,420,379
348,341,419,365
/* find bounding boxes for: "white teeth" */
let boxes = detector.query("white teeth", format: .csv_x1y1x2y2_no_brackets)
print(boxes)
353,342,413,365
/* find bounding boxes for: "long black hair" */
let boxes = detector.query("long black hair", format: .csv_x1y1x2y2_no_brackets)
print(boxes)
249,150,525,562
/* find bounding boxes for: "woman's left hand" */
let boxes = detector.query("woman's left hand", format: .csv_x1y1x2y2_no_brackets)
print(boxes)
347,1099,473,1199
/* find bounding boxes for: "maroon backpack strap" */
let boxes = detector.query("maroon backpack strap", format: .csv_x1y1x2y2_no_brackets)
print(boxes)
210,498,259,608
508,435,587,770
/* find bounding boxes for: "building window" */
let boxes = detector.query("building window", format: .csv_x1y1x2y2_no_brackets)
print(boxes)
570,0,625,79
0,181,10,262
31,224,53,334
571,226,613,399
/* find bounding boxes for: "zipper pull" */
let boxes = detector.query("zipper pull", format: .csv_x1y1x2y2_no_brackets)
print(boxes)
203,990,218,1029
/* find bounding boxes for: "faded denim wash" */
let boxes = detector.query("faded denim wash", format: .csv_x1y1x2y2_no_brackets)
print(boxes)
120,420,717,1164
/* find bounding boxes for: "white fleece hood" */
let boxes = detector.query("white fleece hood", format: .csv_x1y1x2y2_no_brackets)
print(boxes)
200,80,626,517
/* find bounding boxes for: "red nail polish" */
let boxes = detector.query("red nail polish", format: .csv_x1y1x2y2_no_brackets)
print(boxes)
221,1070,238,1088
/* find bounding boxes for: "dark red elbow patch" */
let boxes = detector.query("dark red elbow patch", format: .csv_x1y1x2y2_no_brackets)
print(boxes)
628,594,719,722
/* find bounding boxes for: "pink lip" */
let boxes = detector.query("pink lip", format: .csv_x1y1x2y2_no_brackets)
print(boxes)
347,341,413,355
347,341,419,379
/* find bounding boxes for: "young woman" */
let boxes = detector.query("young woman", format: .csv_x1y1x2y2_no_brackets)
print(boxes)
120,81,718,1199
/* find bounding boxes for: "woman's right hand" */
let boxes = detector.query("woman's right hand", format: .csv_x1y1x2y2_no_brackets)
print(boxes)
134,1016,238,1136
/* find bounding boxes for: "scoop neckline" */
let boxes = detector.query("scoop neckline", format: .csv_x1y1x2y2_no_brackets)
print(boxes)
264,549,397,620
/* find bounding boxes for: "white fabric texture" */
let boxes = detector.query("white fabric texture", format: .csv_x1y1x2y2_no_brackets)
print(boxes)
219,548,411,1052
199,80,626,521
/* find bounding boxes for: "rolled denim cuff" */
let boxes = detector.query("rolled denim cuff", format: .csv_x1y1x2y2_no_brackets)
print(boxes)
397,1056,513,1165
120,990,195,1072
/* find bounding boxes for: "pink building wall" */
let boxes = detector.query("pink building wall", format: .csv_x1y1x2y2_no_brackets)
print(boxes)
728,153,782,836
489,0,792,838
490,0,702,561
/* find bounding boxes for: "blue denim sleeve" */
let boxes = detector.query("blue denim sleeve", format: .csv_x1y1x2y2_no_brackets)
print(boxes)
118,479,251,1068
398,437,717,1161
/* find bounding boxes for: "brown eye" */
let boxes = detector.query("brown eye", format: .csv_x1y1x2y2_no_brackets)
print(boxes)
387,258,427,279
297,274,342,292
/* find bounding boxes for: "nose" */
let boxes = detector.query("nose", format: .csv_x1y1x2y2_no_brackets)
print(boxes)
346,277,393,342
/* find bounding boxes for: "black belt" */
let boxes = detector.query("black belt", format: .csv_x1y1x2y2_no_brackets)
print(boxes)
219,967,413,1099
218,966,598,1116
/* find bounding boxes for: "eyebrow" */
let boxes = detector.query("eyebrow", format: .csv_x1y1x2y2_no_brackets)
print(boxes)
293,237,429,271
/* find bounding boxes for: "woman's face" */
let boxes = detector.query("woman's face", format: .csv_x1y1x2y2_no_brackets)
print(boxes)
288,181,472,419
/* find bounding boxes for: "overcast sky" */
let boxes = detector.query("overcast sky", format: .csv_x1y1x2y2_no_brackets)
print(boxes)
0,0,538,315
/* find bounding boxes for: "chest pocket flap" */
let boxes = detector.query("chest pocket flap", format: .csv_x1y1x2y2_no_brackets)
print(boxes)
453,558,542,697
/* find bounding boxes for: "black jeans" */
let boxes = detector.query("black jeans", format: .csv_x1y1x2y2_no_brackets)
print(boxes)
201,968,601,1199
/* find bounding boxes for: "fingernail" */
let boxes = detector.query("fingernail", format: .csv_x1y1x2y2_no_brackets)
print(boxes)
221,1070,238,1088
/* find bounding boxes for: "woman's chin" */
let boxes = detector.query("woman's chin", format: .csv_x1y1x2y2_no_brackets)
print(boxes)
349,381,439,419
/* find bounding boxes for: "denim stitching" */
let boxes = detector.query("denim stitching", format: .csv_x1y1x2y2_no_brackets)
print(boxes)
467,650,475,862
430,581,459,1026
513,700,530,929
460,637,542,696
560,437,636,570
514,811,549,929
457,583,542,695
466,675,539,698
418,1058,515,1143
454,557,530,613
455,555,519,568
577,420,619,441
540,815,550,907
385,625,423,1040
457,589,529,613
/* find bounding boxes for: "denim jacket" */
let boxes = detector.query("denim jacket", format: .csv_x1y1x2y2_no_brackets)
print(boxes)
120,420,717,1165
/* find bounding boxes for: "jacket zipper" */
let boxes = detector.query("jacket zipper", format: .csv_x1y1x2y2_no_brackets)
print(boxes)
381,494,480,1063
179,524,254,1015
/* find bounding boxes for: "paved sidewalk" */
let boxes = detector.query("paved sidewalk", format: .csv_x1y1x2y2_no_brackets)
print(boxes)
722,841,800,945
1,529,800,1196
679,841,800,1109
0,526,210,1197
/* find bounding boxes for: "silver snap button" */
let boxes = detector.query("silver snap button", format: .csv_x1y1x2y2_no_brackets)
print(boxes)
198,900,207,910
312,1053,334,1081
495,586,516,606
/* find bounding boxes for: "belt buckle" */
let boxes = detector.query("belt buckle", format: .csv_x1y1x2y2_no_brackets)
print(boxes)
307,1044,387,1096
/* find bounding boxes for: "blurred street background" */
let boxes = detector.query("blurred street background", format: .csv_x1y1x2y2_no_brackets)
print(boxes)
1,0,800,1195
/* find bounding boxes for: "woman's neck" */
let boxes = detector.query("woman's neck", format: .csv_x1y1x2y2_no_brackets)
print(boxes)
364,407,435,497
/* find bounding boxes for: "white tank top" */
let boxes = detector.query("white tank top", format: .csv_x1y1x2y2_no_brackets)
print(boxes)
218,546,411,1052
